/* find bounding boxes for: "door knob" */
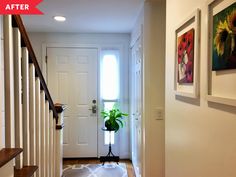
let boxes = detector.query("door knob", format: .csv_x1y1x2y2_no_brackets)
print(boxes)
89,100,97,113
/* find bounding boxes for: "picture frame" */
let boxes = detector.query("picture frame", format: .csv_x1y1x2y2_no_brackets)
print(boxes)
206,0,236,107
174,9,200,98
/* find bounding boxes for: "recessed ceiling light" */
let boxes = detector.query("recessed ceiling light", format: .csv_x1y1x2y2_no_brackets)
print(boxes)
54,16,66,22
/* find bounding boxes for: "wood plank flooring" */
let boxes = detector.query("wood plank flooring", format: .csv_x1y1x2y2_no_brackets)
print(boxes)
63,158,136,177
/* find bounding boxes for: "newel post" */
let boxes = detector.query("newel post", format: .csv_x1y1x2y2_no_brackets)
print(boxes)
55,103,66,177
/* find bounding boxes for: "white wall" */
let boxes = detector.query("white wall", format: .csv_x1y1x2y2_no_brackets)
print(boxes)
28,33,129,70
143,1,165,177
165,0,236,177
0,15,5,149
28,32,131,158
131,1,166,177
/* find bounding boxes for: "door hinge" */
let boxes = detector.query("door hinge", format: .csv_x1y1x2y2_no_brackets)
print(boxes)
45,56,48,63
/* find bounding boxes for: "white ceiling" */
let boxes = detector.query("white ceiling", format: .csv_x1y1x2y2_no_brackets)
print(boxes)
22,0,144,33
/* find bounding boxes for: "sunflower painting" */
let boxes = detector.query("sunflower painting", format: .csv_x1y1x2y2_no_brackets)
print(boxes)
177,28,194,83
212,2,236,71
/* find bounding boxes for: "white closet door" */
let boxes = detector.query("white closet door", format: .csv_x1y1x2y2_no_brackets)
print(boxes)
131,36,143,177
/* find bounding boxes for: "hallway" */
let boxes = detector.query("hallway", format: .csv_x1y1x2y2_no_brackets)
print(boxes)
1,0,236,177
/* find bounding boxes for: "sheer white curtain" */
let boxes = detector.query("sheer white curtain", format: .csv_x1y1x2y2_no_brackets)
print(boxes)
100,50,120,145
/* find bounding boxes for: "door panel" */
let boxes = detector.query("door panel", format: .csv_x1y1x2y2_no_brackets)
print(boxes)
47,47,98,157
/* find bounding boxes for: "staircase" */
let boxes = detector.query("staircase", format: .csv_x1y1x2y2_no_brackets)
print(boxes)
0,15,65,177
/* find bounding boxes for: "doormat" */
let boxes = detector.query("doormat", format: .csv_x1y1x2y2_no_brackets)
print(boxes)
63,163,128,177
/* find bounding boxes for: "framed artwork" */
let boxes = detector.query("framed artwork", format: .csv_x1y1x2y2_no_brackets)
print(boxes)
207,0,236,107
212,2,236,71
174,9,200,98
177,28,195,83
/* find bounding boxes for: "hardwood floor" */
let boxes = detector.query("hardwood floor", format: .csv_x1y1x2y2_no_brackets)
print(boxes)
63,158,136,177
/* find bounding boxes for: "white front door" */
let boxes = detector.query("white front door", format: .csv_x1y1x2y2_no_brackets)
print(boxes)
47,47,98,158
131,36,142,177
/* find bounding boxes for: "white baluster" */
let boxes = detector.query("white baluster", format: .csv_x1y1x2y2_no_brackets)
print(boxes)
13,27,23,169
40,91,45,177
29,64,36,166
35,78,41,177
53,118,56,177
45,101,49,177
22,47,30,166
0,16,4,150
3,15,15,148
49,111,53,177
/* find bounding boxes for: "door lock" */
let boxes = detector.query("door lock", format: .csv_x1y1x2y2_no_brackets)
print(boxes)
89,100,97,114
90,105,97,113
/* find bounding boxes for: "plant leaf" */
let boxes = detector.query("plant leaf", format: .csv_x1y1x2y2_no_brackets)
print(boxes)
116,119,124,128
122,113,129,116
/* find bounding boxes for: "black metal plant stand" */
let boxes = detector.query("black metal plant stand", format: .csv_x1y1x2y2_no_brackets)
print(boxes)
100,129,119,165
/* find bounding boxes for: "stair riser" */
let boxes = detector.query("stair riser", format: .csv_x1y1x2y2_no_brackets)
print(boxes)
0,160,14,177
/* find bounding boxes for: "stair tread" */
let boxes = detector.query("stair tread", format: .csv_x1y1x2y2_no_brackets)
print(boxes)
14,166,38,177
0,148,23,168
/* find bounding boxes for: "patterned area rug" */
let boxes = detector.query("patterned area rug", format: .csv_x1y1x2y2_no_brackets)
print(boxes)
63,163,128,177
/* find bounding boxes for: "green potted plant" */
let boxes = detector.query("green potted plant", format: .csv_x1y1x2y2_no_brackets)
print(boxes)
101,105,128,132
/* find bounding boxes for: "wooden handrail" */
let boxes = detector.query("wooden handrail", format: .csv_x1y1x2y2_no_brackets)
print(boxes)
11,15,58,121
